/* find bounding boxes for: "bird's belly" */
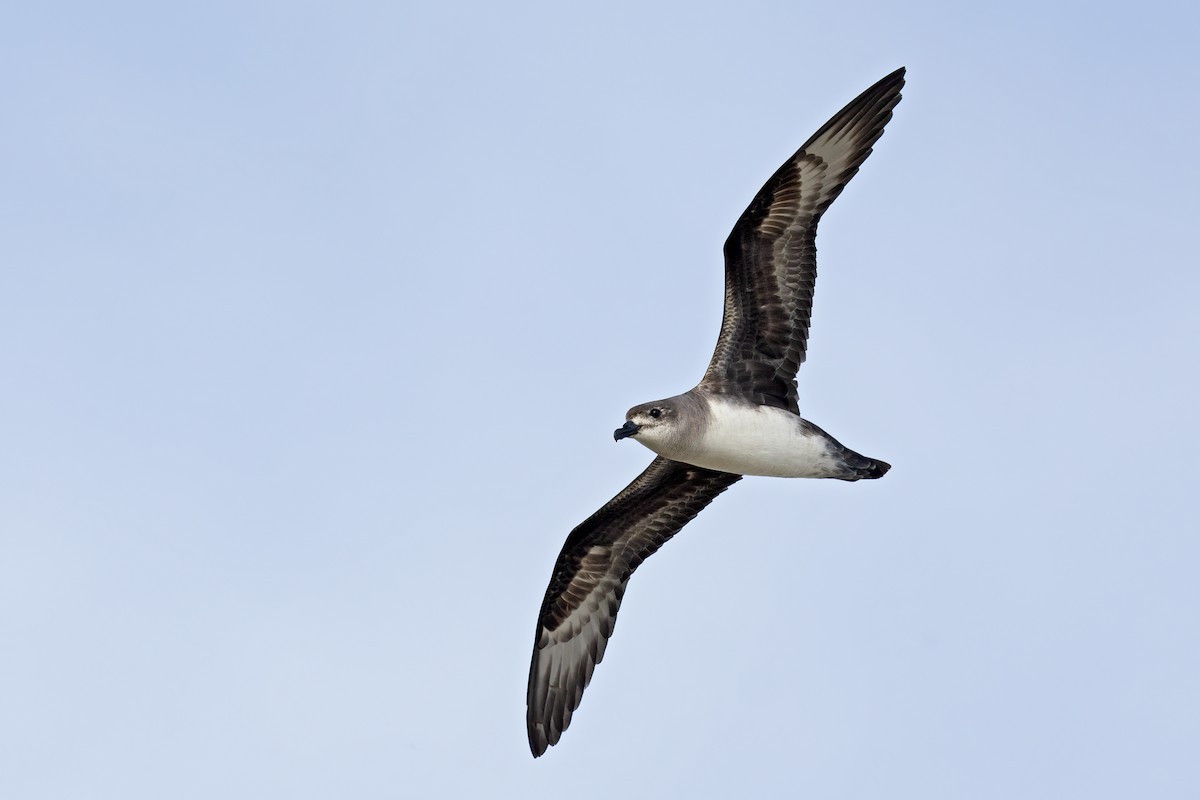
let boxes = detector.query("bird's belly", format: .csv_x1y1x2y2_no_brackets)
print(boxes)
688,405,839,478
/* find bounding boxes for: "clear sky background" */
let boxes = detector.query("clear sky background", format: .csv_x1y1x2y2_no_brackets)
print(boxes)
3,1,1198,797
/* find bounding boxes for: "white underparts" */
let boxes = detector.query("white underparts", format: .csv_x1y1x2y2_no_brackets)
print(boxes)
643,399,842,478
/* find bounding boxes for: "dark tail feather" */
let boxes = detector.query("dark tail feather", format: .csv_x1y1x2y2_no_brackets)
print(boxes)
859,458,891,480
840,452,891,482
801,418,890,482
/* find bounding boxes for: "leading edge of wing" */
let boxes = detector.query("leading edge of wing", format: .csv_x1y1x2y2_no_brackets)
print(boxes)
700,68,906,411
526,457,741,756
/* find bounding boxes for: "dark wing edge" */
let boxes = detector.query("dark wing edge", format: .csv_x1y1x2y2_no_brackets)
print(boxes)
526,457,741,757
699,67,906,412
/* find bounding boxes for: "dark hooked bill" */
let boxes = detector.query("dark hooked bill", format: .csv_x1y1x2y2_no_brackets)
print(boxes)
613,421,639,441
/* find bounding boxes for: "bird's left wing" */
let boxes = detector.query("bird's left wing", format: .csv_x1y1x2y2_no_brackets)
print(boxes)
699,68,905,412
527,456,741,756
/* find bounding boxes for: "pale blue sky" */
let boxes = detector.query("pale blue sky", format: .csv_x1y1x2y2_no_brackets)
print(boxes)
3,1,1198,797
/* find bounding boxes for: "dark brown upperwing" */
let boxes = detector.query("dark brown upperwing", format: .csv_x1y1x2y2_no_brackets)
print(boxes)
526,456,741,757
699,68,905,412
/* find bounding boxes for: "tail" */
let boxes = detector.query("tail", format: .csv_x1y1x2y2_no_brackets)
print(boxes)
801,418,891,481
838,449,891,482
855,457,891,481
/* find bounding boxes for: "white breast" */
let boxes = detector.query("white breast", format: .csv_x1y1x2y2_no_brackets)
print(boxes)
689,400,839,478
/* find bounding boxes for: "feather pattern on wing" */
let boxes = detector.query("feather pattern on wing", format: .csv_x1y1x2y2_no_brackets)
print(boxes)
526,457,740,756
699,68,905,412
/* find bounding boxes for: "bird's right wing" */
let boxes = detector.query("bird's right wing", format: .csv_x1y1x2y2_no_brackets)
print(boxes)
527,456,741,757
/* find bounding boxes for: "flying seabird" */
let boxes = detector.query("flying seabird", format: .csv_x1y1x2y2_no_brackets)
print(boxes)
527,68,905,757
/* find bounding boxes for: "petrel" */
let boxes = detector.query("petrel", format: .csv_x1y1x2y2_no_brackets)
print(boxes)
527,68,905,757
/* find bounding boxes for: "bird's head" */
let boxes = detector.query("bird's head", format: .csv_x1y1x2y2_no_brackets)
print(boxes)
614,397,690,454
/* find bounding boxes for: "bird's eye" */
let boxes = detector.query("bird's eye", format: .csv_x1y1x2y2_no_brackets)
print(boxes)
649,408,662,419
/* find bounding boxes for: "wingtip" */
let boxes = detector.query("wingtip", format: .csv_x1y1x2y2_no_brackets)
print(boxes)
529,721,558,758
529,739,547,758
873,66,907,94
